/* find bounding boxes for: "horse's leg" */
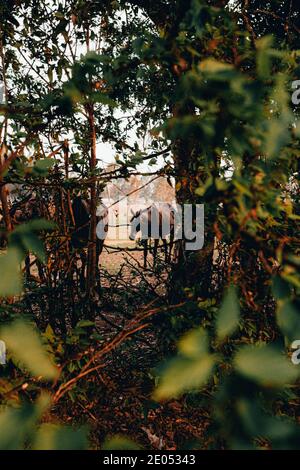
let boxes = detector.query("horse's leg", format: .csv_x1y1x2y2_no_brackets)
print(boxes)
36,258,46,283
79,251,86,292
174,239,185,264
169,231,174,263
96,240,103,289
25,254,31,281
163,239,168,263
153,239,159,266
143,240,148,268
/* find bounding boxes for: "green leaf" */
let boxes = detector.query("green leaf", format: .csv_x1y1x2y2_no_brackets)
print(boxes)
33,158,56,175
263,75,292,158
9,220,56,262
44,324,55,343
0,248,23,296
234,344,298,387
0,320,58,380
76,320,95,328
18,232,46,262
264,118,291,158
34,424,88,450
12,219,56,233
256,35,273,79
0,395,49,450
236,398,298,444
178,328,208,359
102,436,140,450
54,12,65,19
154,355,215,400
91,92,116,107
277,301,300,342
272,276,291,300
0,406,36,450
216,286,240,340
199,59,233,73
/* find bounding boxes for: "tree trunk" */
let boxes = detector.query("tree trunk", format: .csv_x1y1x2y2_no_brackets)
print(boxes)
86,105,98,297
0,183,12,233
170,104,217,300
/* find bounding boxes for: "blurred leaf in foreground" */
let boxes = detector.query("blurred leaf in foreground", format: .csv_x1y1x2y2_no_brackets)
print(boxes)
0,320,58,380
178,327,208,358
102,436,140,450
34,424,88,450
234,344,299,387
154,327,215,400
154,355,215,401
276,300,300,342
0,394,49,450
0,248,23,296
216,285,240,340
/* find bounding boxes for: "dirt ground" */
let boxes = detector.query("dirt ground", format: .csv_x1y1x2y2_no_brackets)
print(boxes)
85,240,210,449
24,238,210,449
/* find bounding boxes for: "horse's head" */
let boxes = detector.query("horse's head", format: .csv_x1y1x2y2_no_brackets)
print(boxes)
95,203,109,241
72,196,90,227
129,208,141,241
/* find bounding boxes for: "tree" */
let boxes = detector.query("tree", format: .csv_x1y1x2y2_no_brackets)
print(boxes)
0,0,299,451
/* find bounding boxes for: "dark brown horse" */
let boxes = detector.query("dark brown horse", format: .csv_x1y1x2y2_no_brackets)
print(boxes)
1,193,108,281
71,195,108,269
129,203,175,267
6,193,49,279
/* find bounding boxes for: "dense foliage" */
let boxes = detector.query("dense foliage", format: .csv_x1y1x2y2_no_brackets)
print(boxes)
0,0,299,450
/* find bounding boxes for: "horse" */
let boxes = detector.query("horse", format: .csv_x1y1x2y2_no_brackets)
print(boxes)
129,203,175,268
1,193,108,282
5,193,50,280
71,195,108,279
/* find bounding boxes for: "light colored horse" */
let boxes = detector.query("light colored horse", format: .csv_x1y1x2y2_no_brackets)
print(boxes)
129,203,175,267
